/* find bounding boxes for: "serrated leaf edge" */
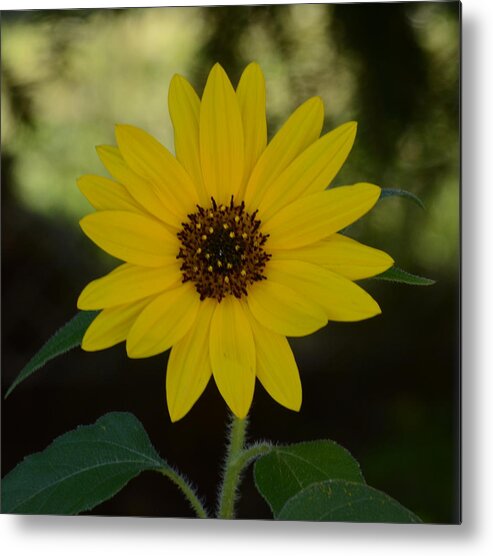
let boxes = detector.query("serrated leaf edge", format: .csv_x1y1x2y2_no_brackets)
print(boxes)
276,479,422,523
2,412,167,514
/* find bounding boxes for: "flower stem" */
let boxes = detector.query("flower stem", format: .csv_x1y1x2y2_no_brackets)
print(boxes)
217,414,249,519
216,415,273,519
158,467,208,518
235,441,273,470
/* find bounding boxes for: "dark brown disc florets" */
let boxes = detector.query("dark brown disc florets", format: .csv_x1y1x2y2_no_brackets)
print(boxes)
177,197,271,302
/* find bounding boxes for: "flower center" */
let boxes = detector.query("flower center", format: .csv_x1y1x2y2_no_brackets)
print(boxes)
177,197,271,302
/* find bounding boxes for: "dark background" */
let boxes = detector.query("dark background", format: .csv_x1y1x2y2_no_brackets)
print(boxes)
1,2,460,523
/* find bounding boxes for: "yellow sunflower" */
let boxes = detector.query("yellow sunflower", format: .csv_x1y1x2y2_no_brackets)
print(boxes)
77,62,393,422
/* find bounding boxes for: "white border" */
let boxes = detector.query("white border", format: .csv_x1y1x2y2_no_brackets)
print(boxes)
0,0,461,9
2,0,493,555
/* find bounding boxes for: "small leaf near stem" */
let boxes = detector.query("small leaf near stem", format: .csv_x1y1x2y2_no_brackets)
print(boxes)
5,310,99,398
378,187,425,210
373,266,435,286
254,440,365,517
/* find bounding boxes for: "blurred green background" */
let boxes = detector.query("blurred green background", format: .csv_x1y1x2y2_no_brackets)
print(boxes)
1,3,460,522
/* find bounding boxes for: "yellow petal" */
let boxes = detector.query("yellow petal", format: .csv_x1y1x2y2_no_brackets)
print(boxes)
126,283,200,358
244,96,324,212
272,233,394,280
247,279,327,337
263,183,381,250
81,298,151,351
209,297,255,419
199,63,244,205
115,124,199,224
78,262,183,310
258,122,357,220
77,175,144,213
96,145,178,226
166,300,215,422
80,211,179,267
168,74,209,205
248,314,301,412
267,259,381,322
236,62,267,195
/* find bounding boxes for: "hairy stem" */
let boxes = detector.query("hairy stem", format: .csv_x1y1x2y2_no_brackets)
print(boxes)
217,415,273,519
236,441,273,470
158,467,208,518
217,414,249,519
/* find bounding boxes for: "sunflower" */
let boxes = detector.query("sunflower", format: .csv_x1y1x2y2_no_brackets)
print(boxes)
77,63,393,422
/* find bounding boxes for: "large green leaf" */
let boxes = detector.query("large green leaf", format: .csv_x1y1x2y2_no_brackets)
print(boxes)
1,412,168,515
379,187,425,209
373,266,435,286
254,440,364,517
277,480,422,523
5,310,98,398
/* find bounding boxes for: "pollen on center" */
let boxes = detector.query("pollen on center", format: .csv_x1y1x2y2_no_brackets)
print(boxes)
177,197,271,302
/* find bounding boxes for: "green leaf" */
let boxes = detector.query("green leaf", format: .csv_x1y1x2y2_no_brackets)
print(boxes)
254,440,365,517
373,266,435,286
277,480,422,523
5,310,98,398
379,187,425,209
1,412,168,515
